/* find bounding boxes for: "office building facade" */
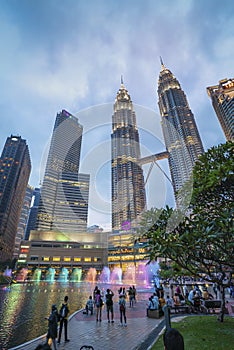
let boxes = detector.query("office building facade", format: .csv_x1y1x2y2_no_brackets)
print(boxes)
36,110,90,234
13,185,33,259
0,135,31,262
207,78,234,141
157,61,204,197
111,80,146,230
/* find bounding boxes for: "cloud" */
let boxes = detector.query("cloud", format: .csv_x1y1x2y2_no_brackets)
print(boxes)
0,0,233,228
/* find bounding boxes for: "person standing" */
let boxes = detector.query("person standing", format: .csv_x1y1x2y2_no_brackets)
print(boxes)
45,304,58,350
119,294,127,326
105,288,114,323
132,285,137,304
95,289,103,322
58,295,70,344
128,286,134,307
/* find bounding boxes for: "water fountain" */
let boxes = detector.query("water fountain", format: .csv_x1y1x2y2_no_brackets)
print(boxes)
32,268,42,281
58,267,69,282
110,267,122,283
99,266,110,283
70,268,82,282
16,268,28,282
3,267,12,277
45,267,55,282
86,267,97,282
123,264,136,284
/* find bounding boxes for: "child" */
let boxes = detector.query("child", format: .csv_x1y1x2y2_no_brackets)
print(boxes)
85,295,94,315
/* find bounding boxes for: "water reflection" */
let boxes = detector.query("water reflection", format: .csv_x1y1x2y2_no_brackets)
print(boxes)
0,282,92,349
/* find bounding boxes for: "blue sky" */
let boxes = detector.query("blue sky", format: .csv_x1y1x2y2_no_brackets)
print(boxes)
0,0,233,229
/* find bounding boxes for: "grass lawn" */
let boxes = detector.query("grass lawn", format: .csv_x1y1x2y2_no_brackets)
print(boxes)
151,315,234,350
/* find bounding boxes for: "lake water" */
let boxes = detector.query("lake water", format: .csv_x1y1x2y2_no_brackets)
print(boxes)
0,282,98,349
0,281,153,349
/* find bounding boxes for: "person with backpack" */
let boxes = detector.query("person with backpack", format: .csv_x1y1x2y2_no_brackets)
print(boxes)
105,288,114,323
45,304,58,350
119,293,127,326
58,295,70,344
95,289,103,322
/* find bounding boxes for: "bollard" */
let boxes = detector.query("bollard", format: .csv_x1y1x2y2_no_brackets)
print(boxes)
163,305,171,330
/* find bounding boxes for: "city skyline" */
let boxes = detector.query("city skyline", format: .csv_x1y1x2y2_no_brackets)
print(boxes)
0,0,232,229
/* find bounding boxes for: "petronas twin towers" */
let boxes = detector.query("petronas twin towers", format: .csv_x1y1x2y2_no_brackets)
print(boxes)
36,60,204,234
112,61,204,230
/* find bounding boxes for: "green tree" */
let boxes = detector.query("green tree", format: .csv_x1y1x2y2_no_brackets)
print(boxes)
138,141,234,322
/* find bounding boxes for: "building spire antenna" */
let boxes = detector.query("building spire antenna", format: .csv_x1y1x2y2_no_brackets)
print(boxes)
160,56,165,70
121,75,124,85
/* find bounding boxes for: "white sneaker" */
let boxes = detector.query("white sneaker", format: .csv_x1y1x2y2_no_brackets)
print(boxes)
118,323,123,326
124,323,127,327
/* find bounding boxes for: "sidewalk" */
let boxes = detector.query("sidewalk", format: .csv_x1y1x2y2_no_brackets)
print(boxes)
10,297,165,350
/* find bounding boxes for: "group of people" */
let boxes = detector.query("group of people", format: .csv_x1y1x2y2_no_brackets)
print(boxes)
168,283,216,313
84,285,137,326
38,295,70,350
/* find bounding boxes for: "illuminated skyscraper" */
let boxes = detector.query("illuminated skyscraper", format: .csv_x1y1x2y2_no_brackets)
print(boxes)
36,110,90,233
0,135,31,262
157,60,204,196
207,78,234,141
13,185,33,258
111,80,146,231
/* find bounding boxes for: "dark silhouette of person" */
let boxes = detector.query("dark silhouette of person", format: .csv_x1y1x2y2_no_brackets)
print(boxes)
163,328,184,350
58,295,70,344
45,304,58,350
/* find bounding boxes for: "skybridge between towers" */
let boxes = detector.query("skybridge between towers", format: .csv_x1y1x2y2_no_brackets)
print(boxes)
137,150,171,186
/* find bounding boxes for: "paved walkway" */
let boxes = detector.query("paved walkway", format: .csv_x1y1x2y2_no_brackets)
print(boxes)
10,297,165,350
10,294,234,350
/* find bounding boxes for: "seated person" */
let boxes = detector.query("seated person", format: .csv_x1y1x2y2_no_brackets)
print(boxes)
152,293,159,309
166,295,173,308
159,294,166,308
202,287,213,300
147,296,155,310
193,291,201,312
173,293,181,306
85,295,94,315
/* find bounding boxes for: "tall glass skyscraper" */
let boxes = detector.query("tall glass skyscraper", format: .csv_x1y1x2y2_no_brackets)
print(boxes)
13,185,33,259
0,135,31,262
36,110,90,234
157,60,204,197
207,78,234,141
111,80,146,231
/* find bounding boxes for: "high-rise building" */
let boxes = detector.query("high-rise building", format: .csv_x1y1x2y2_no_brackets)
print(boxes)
24,187,40,240
207,78,234,141
0,135,31,262
157,60,204,197
13,185,33,259
36,110,90,233
111,79,146,231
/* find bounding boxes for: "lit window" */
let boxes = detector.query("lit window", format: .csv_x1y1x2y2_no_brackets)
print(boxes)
74,257,81,262
53,257,60,262
84,257,91,262
43,257,50,262
64,257,71,262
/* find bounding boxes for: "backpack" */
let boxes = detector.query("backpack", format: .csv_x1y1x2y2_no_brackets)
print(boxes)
106,294,113,306
95,294,103,307
60,303,68,318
